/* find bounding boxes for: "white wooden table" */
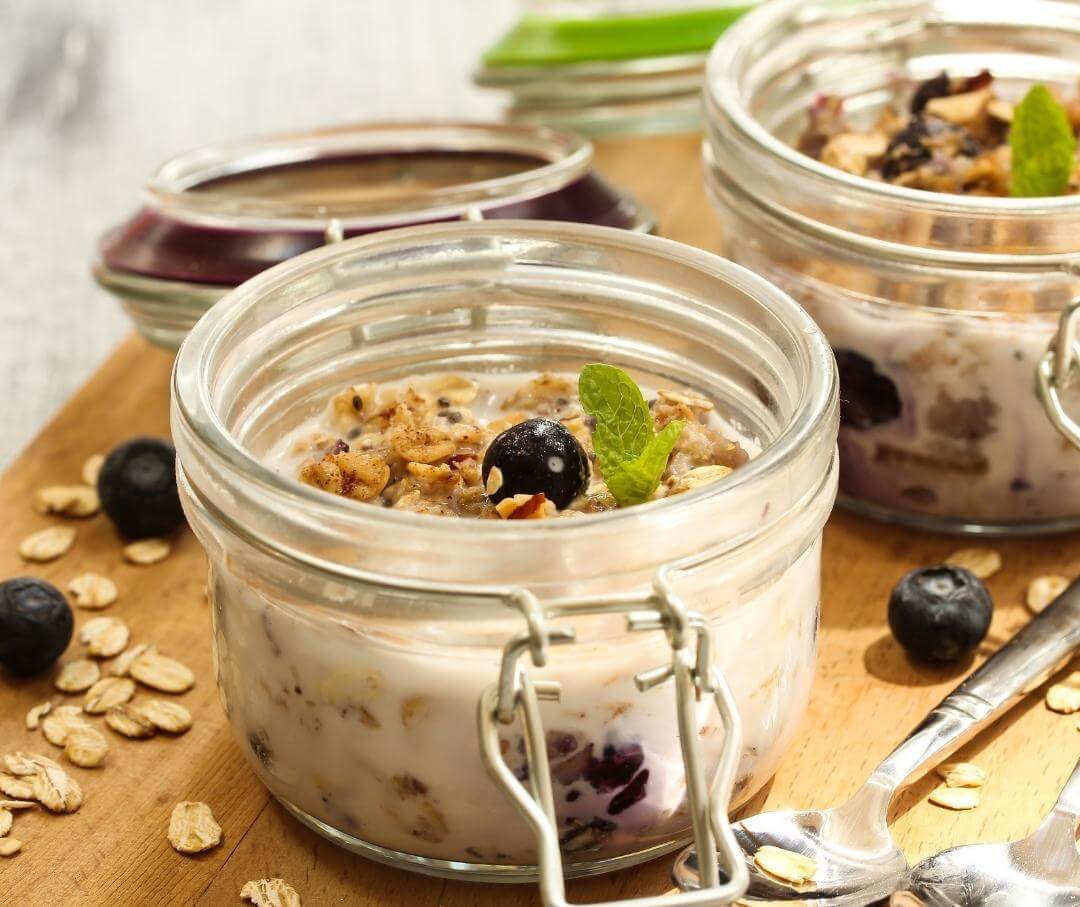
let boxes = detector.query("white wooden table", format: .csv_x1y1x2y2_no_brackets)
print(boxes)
0,0,515,468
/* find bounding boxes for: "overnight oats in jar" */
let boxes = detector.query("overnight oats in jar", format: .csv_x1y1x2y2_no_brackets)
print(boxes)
171,221,837,886
704,0,1080,534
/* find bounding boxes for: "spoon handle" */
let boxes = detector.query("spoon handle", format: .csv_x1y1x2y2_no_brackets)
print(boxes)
872,577,1080,791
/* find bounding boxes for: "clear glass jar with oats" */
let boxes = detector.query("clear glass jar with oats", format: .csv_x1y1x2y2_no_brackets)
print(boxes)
704,0,1080,535
172,221,837,888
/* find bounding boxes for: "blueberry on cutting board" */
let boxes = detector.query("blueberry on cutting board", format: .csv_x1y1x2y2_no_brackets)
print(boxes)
0,578,73,675
482,418,590,510
98,436,185,539
888,566,992,664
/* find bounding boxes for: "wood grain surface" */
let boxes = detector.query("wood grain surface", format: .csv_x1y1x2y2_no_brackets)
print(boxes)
2,134,1077,905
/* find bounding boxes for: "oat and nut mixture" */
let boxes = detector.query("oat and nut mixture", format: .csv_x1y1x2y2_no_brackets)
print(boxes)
289,370,749,519
799,72,1080,196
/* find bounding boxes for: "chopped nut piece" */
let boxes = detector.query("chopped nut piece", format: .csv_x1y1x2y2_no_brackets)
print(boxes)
0,775,34,800
123,538,171,566
928,784,981,810
986,98,1014,122
821,131,889,175
936,762,986,789
496,493,553,520
1046,672,1080,714
18,526,77,562
1026,575,1068,614
109,643,151,677
84,677,136,714
68,573,118,609
130,650,195,693
925,88,992,126
25,702,52,731
136,699,193,734
64,727,109,768
82,453,105,486
241,878,302,907
31,762,83,813
944,547,1001,580
0,838,22,857
485,466,504,496
0,807,11,837
33,485,100,518
55,659,101,693
754,845,817,885
168,801,222,854
105,704,156,738
80,616,130,658
41,705,92,747
665,465,733,496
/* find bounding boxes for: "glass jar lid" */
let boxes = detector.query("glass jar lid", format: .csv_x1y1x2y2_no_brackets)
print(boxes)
96,121,653,288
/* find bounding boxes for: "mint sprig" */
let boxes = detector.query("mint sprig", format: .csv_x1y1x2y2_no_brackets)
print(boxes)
579,364,684,507
1010,85,1077,198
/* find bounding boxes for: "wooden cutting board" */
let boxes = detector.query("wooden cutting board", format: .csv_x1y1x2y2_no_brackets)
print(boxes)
3,134,1077,906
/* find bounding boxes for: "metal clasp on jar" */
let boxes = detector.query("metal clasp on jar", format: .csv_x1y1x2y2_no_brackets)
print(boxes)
1038,268,1080,449
476,562,748,907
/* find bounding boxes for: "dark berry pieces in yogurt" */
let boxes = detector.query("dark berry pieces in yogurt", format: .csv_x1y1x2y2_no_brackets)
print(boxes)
585,742,644,794
97,436,185,538
888,565,992,664
482,418,590,510
834,350,902,430
0,578,74,675
608,768,649,815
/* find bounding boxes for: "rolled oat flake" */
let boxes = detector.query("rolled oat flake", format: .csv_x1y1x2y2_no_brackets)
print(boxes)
241,878,302,907
754,845,817,885
168,801,222,854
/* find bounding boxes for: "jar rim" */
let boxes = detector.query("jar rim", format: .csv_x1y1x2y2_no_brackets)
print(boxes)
146,121,594,231
705,0,1080,266
173,220,837,546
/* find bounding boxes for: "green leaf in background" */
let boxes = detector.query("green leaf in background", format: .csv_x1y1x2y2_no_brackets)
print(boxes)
482,6,753,67
1010,85,1077,198
605,420,686,508
579,363,685,508
579,363,653,479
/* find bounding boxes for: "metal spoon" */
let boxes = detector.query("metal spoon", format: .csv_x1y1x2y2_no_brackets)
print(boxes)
892,756,1080,906
673,578,1080,905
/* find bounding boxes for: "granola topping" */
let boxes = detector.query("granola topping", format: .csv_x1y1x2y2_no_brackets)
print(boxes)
279,372,751,519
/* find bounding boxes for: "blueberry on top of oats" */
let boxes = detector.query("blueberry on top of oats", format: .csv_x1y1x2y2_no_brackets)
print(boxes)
98,436,185,539
0,578,74,675
482,419,590,510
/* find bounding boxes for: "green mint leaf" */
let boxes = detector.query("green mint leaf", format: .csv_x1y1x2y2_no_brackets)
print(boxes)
605,421,686,508
579,363,653,478
1010,84,1077,198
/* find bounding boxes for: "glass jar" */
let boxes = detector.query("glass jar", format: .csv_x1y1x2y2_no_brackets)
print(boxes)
171,221,837,891
94,122,652,350
704,0,1080,535
474,2,752,136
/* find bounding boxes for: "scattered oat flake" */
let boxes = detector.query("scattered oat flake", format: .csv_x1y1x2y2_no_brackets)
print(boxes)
33,485,100,518
936,762,986,789
55,659,101,693
25,702,52,731
18,526,77,562
123,538,171,565
168,801,222,854
65,727,109,768
241,878,302,907
105,704,156,739
41,705,92,747
109,643,151,677
31,762,83,813
84,677,136,714
944,547,1001,580
0,800,35,810
136,700,193,734
82,453,105,487
1026,575,1068,614
130,650,195,693
929,784,980,810
0,807,11,837
80,616,130,657
0,775,34,800
1046,672,1080,714
68,573,118,609
0,838,22,857
4,752,60,777
754,845,817,885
